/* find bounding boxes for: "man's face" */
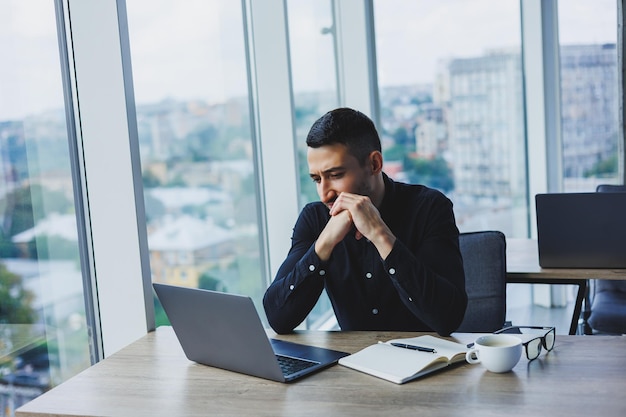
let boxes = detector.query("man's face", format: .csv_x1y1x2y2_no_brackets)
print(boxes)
307,143,373,210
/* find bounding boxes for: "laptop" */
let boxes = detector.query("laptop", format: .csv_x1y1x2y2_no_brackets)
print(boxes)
535,192,626,268
152,283,349,382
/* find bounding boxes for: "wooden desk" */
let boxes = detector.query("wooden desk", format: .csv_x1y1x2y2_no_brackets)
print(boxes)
16,327,626,417
506,238,626,334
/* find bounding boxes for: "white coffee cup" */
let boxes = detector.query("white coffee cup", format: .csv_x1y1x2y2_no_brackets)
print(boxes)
465,334,523,373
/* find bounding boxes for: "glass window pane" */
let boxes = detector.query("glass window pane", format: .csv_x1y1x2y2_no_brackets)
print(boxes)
373,0,526,237
373,0,539,331
0,1,91,413
125,1,266,324
287,0,339,208
287,0,339,329
558,0,621,191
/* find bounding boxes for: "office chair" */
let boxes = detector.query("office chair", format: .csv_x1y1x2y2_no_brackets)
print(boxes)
595,184,626,193
586,184,626,334
456,231,507,333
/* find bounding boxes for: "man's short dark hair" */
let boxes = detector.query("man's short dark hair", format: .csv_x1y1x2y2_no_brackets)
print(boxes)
306,107,381,166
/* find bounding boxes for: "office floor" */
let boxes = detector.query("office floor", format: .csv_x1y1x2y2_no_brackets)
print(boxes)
507,301,575,335
506,284,578,334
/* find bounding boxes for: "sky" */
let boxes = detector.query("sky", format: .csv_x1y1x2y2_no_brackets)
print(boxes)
0,1,63,121
374,0,617,86
0,0,619,120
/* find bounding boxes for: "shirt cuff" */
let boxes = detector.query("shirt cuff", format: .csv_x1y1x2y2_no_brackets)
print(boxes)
294,245,328,284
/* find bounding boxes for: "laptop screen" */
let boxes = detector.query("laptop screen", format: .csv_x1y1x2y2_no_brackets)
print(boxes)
535,192,626,268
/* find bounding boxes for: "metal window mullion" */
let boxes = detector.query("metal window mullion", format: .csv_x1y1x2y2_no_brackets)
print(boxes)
619,0,625,183
333,0,380,124
54,0,104,364
245,0,300,281
521,0,563,239
64,0,149,357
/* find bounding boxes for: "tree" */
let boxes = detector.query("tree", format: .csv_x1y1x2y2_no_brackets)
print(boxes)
0,184,71,238
383,144,409,162
298,157,318,204
0,229,19,258
0,262,36,324
404,156,455,192
27,235,80,261
391,126,415,149
198,272,228,292
142,170,162,187
584,154,617,178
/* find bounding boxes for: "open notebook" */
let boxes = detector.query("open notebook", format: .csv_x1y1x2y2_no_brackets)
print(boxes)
338,335,469,384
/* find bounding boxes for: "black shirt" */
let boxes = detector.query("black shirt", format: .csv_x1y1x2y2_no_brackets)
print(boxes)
263,174,467,336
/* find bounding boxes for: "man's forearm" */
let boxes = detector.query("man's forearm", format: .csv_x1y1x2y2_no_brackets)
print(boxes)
368,224,396,260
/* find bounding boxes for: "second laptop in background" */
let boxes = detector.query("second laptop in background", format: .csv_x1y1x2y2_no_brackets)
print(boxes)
535,192,626,268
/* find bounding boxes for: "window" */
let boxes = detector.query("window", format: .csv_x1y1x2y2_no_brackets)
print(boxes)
287,0,340,207
285,0,340,329
0,1,91,413
371,0,624,327
125,1,266,324
558,0,621,190
373,0,527,238
6,3,617,379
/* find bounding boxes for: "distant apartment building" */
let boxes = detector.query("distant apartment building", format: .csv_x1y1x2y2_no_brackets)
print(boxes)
560,44,618,178
148,215,235,287
446,50,525,204
444,43,617,202
414,104,446,158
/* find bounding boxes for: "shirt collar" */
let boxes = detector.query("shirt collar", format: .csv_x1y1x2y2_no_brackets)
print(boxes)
379,172,395,216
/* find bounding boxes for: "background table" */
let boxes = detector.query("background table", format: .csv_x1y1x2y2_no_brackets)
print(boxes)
16,326,626,417
506,238,626,334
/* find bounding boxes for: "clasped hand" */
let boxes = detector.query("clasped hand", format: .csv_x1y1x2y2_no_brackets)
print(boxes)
315,192,395,261
329,192,381,241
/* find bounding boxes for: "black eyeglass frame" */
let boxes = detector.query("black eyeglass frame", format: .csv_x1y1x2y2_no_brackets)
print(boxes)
494,326,556,361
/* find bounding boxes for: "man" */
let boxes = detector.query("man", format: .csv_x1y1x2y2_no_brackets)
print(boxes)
263,108,467,336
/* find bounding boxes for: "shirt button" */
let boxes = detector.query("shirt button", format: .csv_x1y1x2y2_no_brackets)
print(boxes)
289,284,295,290
319,270,326,276
309,264,315,272
408,297,413,302
365,272,372,279
389,268,396,275
372,308,379,315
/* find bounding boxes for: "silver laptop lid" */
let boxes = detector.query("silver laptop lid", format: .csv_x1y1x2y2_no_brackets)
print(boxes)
152,283,349,382
154,283,286,381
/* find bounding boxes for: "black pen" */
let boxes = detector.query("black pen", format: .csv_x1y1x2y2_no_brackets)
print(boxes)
390,342,437,353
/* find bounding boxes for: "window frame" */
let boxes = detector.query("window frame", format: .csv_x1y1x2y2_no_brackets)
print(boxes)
57,0,625,359
63,0,152,358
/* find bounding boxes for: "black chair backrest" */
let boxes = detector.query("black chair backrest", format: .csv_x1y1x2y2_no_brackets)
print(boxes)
595,184,626,293
596,184,626,193
588,182,626,334
456,231,507,333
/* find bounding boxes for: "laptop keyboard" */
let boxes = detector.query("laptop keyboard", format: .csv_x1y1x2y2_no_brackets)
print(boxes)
276,355,319,375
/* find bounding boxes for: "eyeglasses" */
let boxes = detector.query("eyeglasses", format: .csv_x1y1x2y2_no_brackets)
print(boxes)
494,326,556,361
